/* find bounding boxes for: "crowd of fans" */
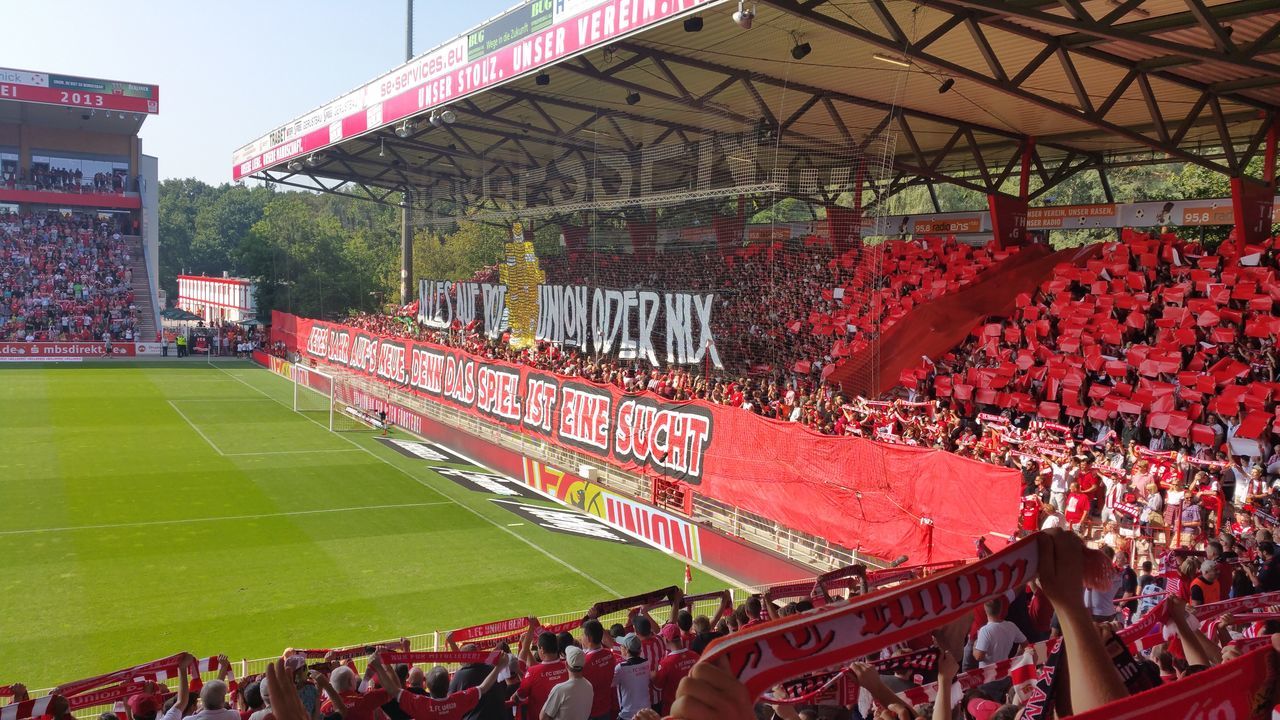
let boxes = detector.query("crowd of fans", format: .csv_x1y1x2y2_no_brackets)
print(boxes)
346,231,1280,546
3,166,129,194
344,236,1016,435
6,529,1279,720
0,210,140,342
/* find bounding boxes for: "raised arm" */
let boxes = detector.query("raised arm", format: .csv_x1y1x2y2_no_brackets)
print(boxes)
369,653,402,696
176,654,193,712
518,618,538,666
1166,595,1223,666
850,663,912,715
218,655,235,683
310,671,346,718
1034,529,1128,713
476,656,506,695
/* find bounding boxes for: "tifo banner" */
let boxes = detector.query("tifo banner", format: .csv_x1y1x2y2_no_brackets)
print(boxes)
521,458,703,562
419,278,721,367
275,312,1019,563
0,342,136,360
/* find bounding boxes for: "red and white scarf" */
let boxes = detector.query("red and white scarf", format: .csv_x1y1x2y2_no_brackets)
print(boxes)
699,534,1046,697
378,651,499,666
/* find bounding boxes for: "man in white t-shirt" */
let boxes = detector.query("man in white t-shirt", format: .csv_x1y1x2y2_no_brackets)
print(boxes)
972,599,1026,667
541,647,593,720
611,635,651,720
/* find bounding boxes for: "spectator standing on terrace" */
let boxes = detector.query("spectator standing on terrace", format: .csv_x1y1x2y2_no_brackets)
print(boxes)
611,635,650,720
579,620,619,720
190,680,243,720
126,684,166,720
651,625,697,716
1190,560,1223,606
370,651,504,720
540,647,592,720
517,631,569,720
971,599,1025,667
630,616,666,669
450,643,517,720
279,656,319,720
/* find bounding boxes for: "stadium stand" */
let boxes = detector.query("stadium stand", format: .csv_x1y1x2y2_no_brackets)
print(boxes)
5,530,1277,720
0,210,140,343
341,234,1023,427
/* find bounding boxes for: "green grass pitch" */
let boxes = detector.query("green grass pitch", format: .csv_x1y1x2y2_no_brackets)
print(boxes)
0,360,724,689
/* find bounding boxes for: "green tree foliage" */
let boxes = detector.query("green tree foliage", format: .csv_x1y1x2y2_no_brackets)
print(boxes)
158,179,399,319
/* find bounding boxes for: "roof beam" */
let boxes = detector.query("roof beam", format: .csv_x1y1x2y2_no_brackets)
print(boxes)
766,0,1251,174
921,0,1280,79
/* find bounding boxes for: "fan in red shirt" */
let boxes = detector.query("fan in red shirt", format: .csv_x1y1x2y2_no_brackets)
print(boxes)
1064,482,1092,530
516,631,569,720
652,625,698,716
630,616,667,668
313,666,388,720
369,651,504,720
579,620,620,720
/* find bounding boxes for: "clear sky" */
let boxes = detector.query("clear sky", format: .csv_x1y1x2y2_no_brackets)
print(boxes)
5,0,518,184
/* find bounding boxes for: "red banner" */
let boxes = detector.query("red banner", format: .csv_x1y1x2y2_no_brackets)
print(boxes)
1231,176,1276,248
988,193,1028,248
0,342,136,360
275,313,1020,563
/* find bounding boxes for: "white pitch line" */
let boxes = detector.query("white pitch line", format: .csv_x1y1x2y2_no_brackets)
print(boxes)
209,363,622,596
166,400,226,456
223,449,362,457
0,502,453,536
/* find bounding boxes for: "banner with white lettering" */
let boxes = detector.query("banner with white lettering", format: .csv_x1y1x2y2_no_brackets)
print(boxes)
279,312,1021,564
419,279,721,367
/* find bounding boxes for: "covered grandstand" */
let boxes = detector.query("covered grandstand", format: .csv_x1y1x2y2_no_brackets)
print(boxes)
232,0,1279,561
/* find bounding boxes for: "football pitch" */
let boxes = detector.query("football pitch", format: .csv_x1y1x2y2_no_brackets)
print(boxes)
0,360,723,688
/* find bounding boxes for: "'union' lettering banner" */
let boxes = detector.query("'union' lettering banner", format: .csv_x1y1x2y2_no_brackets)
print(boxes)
272,312,1020,563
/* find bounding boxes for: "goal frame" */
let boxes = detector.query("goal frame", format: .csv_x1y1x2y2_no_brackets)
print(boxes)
292,364,337,431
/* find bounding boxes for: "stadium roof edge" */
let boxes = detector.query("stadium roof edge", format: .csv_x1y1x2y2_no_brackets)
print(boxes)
229,0,539,159
238,0,1280,208
231,0,725,178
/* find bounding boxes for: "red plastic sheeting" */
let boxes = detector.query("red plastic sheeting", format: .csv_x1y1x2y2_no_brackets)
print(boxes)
273,312,1021,564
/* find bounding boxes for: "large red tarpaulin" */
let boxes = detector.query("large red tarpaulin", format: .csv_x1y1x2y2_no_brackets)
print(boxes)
0,342,136,360
273,312,1020,563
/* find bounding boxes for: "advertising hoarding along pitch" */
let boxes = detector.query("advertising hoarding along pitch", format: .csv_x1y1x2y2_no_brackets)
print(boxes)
0,67,158,114
271,311,1020,565
232,0,717,180
0,342,137,360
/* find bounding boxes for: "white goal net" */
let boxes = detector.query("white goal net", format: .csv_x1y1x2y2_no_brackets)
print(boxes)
292,364,384,432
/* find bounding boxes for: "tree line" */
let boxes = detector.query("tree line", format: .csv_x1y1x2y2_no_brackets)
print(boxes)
157,161,1256,320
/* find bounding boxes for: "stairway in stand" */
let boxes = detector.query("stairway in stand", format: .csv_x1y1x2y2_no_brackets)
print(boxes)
122,235,158,342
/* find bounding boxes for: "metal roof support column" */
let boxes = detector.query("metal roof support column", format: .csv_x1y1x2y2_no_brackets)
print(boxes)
1019,136,1035,201
401,194,414,305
